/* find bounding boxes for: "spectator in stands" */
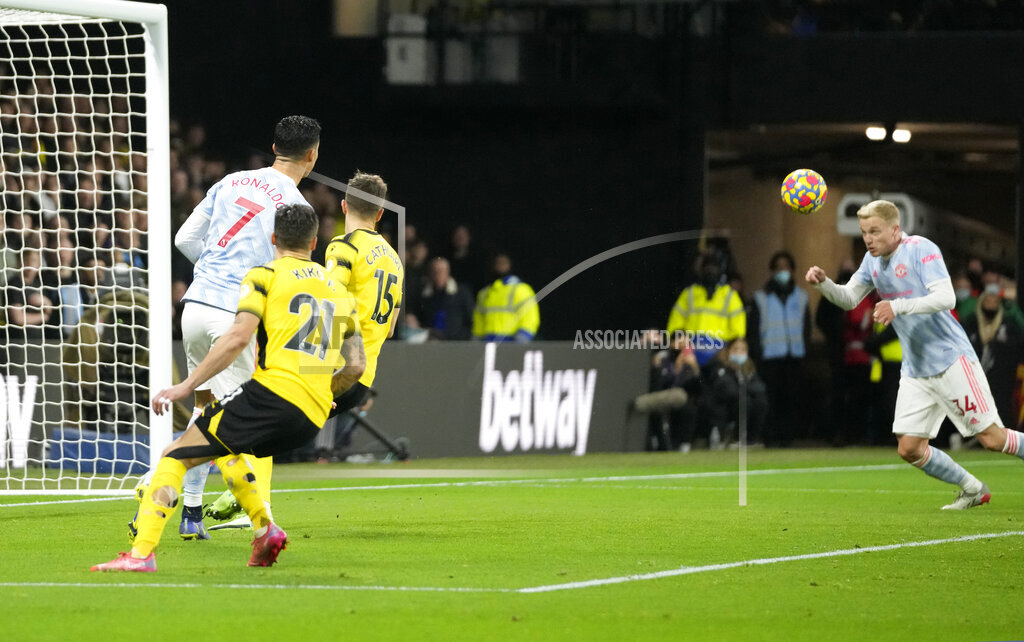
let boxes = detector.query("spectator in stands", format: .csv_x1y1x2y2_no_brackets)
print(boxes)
171,279,188,340
112,209,147,269
183,123,206,157
22,166,60,224
6,247,59,340
170,167,192,229
956,265,1024,329
184,153,206,189
40,233,82,334
0,100,17,150
405,223,419,247
728,272,757,340
666,250,746,367
961,284,1024,430
473,252,540,342
6,210,43,255
966,257,985,295
65,172,112,251
953,269,975,320
402,238,431,319
816,259,878,446
446,224,485,292
750,250,810,447
0,214,16,296
130,152,148,197
981,268,1024,330
410,257,475,340
311,214,336,266
646,333,701,452
77,255,115,310
703,338,768,449
307,183,340,219
865,321,901,446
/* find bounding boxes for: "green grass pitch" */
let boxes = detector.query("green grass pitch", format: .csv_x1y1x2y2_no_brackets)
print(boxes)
2,449,1023,641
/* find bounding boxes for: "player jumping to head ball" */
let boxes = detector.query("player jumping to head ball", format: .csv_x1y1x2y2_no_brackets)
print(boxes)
807,199,1024,509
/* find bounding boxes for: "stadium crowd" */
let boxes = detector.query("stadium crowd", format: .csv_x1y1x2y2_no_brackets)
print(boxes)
0,84,147,343
2,91,1022,453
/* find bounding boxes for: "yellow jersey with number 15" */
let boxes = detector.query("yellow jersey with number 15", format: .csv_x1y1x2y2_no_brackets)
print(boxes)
324,229,404,387
237,256,360,426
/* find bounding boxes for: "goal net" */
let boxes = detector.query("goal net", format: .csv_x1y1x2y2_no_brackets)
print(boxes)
0,0,171,494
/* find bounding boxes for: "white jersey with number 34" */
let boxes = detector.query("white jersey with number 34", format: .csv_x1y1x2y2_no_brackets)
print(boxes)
182,167,309,312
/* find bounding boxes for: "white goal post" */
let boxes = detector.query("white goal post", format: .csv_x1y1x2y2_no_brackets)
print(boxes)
0,0,171,494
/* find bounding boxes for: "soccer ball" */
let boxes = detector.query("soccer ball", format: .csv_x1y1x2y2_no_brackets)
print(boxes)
781,169,827,214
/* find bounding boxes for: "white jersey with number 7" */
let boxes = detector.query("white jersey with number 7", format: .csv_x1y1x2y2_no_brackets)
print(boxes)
181,167,310,313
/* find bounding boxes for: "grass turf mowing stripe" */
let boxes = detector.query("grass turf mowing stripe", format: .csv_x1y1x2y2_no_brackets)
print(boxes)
2,459,1018,508
515,530,1024,593
5,531,1021,594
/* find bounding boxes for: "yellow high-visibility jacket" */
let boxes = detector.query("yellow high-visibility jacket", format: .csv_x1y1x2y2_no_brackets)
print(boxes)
473,276,540,342
667,284,746,342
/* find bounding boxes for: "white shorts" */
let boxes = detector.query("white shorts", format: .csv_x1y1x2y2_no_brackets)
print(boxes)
181,301,257,400
892,355,1003,439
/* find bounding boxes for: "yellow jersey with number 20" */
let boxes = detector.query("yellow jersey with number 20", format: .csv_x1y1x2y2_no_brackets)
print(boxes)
237,256,359,426
324,229,403,387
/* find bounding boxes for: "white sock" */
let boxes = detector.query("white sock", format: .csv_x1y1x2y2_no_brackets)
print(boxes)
181,407,208,508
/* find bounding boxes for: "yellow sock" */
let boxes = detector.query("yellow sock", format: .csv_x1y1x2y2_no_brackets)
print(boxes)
133,458,187,557
217,454,270,531
245,454,274,518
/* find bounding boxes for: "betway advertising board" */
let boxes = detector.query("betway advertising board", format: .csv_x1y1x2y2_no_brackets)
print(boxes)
368,342,650,458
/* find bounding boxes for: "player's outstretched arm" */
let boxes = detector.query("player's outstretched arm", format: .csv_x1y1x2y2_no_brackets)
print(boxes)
806,266,874,311
152,311,260,414
331,334,366,395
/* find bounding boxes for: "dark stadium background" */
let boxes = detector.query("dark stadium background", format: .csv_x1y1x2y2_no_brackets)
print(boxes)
144,0,1023,341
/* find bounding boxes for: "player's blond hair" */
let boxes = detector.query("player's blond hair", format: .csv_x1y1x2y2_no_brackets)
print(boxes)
856,200,900,225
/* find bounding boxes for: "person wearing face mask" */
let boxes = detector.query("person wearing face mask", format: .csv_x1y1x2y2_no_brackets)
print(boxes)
750,250,811,447
666,250,746,367
952,271,976,321
960,284,1024,432
703,338,768,449
807,199,1024,511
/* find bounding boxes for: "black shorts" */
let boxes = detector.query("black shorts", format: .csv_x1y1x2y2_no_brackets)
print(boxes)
195,379,320,457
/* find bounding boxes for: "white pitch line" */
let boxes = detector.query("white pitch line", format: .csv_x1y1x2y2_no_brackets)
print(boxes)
2,531,1021,595
515,530,1024,593
521,483,968,495
0,496,128,508
2,459,1018,508
0,581,509,593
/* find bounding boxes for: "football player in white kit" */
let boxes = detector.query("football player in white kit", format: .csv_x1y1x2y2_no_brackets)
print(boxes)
131,115,321,541
807,200,1024,509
